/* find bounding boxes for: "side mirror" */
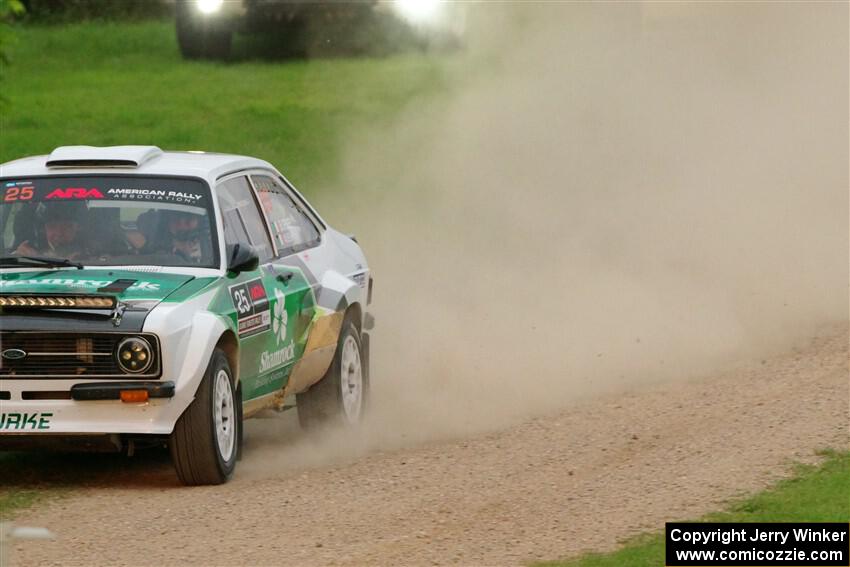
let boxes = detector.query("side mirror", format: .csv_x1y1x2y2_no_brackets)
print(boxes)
226,243,259,274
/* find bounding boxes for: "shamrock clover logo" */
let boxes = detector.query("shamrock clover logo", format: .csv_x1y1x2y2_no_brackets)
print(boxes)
272,288,288,344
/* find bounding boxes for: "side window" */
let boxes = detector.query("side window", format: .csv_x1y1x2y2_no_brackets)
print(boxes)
251,175,320,255
217,176,273,262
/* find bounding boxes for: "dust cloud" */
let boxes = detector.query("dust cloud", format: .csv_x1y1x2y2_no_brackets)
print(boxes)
243,3,848,474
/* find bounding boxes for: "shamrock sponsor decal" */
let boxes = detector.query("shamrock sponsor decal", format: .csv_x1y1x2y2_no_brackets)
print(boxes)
272,288,288,344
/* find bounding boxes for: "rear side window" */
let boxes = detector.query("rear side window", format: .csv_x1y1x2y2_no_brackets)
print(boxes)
251,175,319,256
217,176,273,262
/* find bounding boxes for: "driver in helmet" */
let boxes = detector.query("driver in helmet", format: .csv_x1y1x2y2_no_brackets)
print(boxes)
142,210,206,264
167,211,204,263
14,202,89,259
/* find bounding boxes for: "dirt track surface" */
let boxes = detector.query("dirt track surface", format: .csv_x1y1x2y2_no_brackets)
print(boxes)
7,329,848,567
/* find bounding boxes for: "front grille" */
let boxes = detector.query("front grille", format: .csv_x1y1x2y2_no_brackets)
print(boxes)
0,332,160,379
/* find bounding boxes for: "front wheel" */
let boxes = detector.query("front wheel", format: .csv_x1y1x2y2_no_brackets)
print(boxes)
170,349,240,485
297,315,367,429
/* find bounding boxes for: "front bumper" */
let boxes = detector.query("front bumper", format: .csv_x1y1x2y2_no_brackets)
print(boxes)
0,292,230,437
70,381,175,401
0,433,124,452
0,380,188,435
0,399,179,435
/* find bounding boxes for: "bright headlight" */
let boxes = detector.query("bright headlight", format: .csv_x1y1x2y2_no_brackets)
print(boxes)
116,337,154,374
196,0,224,15
393,0,443,25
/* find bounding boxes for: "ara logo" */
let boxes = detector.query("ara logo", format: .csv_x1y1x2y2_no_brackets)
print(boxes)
272,288,288,344
46,187,104,200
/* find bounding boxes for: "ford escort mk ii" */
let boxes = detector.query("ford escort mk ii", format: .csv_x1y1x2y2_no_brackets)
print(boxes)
0,146,373,484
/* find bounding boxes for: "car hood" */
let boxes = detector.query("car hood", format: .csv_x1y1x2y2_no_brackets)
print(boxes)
0,269,195,303
0,269,200,333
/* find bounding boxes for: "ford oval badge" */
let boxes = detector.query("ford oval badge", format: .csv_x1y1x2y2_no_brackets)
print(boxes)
1,348,27,360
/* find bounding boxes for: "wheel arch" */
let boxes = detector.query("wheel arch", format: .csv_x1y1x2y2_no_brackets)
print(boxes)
215,330,240,386
316,270,368,328
345,302,363,331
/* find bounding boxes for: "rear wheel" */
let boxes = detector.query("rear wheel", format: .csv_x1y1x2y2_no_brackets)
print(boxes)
170,349,240,485
176,0,233,60
297,314,367,429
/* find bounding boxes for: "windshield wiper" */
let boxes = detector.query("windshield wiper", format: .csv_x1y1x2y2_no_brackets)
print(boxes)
0,255,84,269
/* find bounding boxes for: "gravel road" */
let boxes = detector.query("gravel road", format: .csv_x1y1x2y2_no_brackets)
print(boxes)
7,329,848,566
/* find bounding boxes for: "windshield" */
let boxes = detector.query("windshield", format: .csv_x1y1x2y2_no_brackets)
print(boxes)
0,176,219,268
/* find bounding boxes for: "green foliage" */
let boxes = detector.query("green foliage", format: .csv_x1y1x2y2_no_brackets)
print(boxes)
1,0,24,17
21,0,169,22
538,451,850,567
0,0,25,108
0,20,446,192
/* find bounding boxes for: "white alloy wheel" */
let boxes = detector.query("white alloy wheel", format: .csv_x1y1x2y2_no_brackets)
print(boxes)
170,349,239,485
213,369,236,461
340,334,363,423
296,317,368,430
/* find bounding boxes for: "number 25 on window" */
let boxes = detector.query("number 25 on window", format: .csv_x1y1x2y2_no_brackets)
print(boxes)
4,187,34,202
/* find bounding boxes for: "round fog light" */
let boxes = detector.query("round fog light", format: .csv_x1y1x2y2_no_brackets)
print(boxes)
116,337,153,374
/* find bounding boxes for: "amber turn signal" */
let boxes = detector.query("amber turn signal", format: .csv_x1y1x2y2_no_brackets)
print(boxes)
120,390,149,403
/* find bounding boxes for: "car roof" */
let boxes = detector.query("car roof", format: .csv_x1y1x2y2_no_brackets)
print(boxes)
0,146,280,184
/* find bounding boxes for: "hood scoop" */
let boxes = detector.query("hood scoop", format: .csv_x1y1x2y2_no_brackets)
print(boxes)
97,279,137,294
46,145,163,168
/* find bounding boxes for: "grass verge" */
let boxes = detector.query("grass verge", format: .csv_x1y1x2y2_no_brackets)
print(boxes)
1,20,449,193
0,488,42,522
538,450,850,567
0,448,179,521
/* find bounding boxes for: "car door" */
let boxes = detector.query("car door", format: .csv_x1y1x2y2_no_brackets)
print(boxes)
249,174,328,392
250,173,321,330
215,174,306,404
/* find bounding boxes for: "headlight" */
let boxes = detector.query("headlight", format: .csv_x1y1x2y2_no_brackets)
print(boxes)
116,337,154,374
393,0,444,25
196,0,224,15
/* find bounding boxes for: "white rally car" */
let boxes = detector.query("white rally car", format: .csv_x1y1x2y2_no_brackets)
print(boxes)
0,146,373,484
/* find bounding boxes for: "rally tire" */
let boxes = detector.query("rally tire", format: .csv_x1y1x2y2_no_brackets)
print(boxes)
297,314,367,429
170,348,240,485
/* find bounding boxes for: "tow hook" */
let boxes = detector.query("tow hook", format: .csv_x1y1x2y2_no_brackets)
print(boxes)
111,302,126,327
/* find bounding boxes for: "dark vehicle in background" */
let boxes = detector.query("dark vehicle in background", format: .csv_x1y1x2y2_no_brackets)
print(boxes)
175,0,463,59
